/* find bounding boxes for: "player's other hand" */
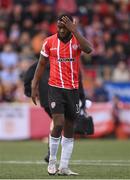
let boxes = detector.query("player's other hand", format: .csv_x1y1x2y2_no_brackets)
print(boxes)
31,85,39,105
61,16,77,33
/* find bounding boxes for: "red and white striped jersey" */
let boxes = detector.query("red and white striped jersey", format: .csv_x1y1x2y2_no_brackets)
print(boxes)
40,33,81,89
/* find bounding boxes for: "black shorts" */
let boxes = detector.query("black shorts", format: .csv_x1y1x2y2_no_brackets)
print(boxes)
48,85,79,120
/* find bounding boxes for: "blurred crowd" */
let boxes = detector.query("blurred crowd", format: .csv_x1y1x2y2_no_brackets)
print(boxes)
0,0,130,103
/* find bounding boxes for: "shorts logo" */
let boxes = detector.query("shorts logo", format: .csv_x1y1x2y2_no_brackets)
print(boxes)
51,102,56,109
76,104,80,113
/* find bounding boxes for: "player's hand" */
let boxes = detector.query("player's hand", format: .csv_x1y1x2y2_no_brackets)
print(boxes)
31,85,38,105
61,16,77,33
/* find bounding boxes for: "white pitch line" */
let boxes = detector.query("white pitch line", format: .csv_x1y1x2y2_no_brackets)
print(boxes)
0,160,130,166
72,160,130,163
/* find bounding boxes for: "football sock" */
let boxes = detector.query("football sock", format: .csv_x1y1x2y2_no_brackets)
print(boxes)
59,136,74,169
49,135,61,161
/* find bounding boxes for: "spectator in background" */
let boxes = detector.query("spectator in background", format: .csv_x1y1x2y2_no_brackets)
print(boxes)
93,77,109,102
20,46,35,62
101,66,112,81
56,0,77,14
101,47,115,65
0,44,19,68
19,32,31,49
0,82,4,102
8,4,24,27
115,2,129,22
112,61,130,82
112,95,122,133
0,26,7,49
9,23,21,45
0,65,19,85
26,1,43,25
113,44,126,64
18,59,32,79
22,18,35,36
2,82,15,102
103,31,113,49
112,95,128,139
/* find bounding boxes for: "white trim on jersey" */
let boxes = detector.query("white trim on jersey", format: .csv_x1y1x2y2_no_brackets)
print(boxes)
40,50,49,57
41,41,49,57
69,39,75,88
57,39,64,88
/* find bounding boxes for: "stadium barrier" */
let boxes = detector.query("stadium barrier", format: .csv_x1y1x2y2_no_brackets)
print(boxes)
0,103,51,140
0,103,130,140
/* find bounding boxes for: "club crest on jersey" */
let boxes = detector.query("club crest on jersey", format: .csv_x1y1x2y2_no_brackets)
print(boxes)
72,44,78,50
51,102,56,109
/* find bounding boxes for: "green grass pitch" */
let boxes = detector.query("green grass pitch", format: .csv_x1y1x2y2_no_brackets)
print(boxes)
0,139,130,179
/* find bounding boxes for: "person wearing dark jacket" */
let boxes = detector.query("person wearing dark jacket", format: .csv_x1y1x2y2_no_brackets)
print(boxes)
24,61,51,117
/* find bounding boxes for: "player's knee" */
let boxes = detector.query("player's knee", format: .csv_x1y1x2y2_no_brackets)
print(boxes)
51,114,64,137
52,124,63,137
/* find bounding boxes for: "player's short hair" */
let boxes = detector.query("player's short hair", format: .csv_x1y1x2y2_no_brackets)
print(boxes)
57,13,73,22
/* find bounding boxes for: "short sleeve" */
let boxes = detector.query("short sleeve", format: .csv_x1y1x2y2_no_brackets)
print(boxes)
40,38,50,57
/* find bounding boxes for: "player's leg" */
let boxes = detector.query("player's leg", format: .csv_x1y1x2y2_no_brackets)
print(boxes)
48,113,64,165
58,89,79,176
58,118,78,175
47,86,65,175
44,107,52,163
59,118,74,166
48,113,64,175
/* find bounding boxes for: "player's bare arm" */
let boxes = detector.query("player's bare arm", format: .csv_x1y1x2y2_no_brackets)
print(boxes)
61,16,93,54
31,54,48,105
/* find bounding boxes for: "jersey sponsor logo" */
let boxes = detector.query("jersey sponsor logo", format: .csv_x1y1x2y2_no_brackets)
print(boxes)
58,58,75,62
51,102,56,109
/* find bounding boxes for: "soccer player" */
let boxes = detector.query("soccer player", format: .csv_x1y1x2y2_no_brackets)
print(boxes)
24,61,93,164
31,14,93,175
